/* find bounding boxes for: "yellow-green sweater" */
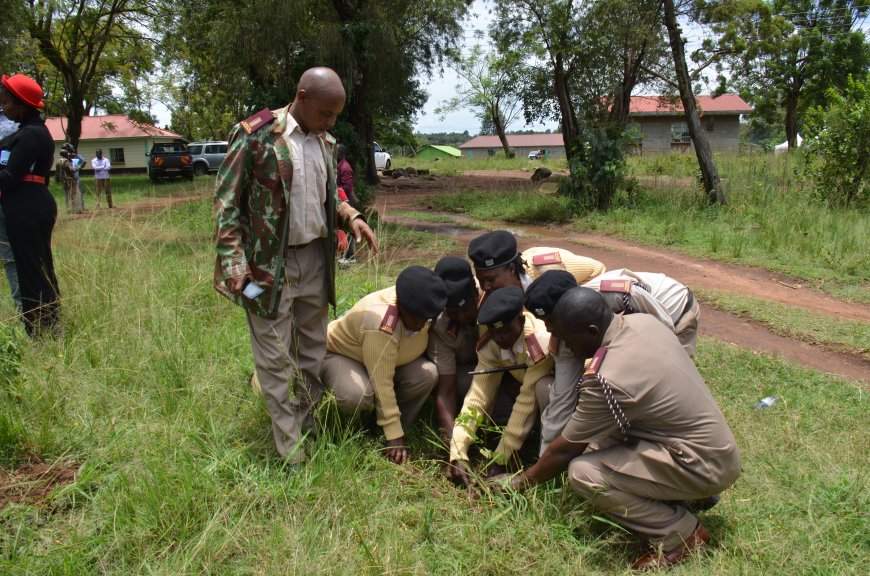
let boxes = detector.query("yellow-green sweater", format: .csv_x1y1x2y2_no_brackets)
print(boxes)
450,312,554,463
326,286,430,441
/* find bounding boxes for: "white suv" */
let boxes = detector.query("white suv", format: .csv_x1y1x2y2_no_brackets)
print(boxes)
188,141,228,176
374,142,391,170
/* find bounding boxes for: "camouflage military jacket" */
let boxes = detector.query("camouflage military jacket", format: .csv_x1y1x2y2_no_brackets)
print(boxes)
213,105,362,318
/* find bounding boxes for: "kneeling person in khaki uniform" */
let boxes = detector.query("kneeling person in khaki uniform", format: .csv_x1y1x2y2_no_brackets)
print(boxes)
502,287,741,570
428,256,482,444
322,266,447,464
468,229,606,296
583,269,699,357
448,286,554,487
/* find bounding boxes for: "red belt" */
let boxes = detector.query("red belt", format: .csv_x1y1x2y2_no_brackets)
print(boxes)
21,174,46,184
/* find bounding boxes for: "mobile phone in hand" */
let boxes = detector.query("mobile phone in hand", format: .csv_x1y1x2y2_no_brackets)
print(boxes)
243,281,264,300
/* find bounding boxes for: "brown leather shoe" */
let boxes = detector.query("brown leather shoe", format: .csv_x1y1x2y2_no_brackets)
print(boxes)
631,522,710,570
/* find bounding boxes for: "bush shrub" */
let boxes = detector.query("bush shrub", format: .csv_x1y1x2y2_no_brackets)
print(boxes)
800,75,869,207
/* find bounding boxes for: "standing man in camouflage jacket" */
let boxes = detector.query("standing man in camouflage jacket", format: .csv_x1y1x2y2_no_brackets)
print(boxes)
213,67,378,466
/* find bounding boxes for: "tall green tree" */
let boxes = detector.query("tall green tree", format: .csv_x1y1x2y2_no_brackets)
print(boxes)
700,0,870,149
435,45,524,158
800,74,869,206
663,0,726,205
25,0,156,149
493,0,666,208
163,0,468,184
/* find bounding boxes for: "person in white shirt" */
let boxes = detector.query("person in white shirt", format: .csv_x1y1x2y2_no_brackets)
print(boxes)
91,148,112,208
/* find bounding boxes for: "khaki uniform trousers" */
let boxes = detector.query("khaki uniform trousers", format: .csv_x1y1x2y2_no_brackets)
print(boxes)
674,297,700,357
247,241,327,464
568,439,715,549
321,354,437,433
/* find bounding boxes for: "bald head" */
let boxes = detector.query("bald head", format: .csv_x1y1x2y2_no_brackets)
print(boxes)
550,287,613,359
298,67,345,101
290,67,346,134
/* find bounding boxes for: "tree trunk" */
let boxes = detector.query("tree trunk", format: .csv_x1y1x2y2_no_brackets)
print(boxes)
662,0,726,206
554,53,579,162
65,83,86,150
607,41,647,129
491,102,514,158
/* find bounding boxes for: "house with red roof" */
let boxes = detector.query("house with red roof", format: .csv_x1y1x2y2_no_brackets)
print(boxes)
628,94,752,154
459,133,565,161
46,114,184,173
458,95,752,158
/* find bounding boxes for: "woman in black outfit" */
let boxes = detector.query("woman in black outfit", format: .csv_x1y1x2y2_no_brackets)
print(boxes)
0,74,60,336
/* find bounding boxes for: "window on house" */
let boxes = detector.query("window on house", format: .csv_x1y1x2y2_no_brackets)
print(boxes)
706,119,715,131
487,149,496,157
109,148,125,164
671,122,691,143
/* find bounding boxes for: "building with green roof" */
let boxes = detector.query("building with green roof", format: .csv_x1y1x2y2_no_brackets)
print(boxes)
414,145,462,161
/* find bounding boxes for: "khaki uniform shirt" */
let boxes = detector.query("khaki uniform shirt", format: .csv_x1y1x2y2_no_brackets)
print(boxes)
522,247,606,285
326,286,431,440
283,114,328,245
582,269,676,331
450,312,554,463
563,314,740,488
426,313,479,376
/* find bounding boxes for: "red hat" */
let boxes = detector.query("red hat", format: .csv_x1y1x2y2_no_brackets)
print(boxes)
2,74,45,109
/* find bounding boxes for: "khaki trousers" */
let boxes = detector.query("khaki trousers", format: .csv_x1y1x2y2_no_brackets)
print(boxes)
321,354,437,434
674,298,700,357
247,242,327,464
568,441,709,549
94,178,112,208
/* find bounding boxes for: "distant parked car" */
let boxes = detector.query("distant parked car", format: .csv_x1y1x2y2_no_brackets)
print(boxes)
528,149,545,160
374,142,391,170
188,141,228,176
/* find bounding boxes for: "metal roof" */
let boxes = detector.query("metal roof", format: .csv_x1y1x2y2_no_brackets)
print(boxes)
45,114,183,141
629,94,752,116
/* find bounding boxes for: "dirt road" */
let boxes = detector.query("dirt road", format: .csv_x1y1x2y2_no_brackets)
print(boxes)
373,171,869,385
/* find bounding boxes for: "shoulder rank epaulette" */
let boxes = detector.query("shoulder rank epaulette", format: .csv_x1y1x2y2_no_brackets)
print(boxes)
525,333,546,363
531,251,562,266
583,346,608,378
599,279,632,293
548,335,560,355
380,305,399,335
240,108,276,134
476,331,492,351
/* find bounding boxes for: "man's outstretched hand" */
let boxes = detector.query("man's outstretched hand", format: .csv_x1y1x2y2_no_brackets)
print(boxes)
385,437,409,465
351,218,378,254
447,459,471,488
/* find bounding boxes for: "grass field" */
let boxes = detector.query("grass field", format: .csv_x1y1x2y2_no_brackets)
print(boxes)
0,191,867,574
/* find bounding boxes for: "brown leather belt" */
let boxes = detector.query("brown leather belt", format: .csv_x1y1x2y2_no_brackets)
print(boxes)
21,174,46,184
286,240,313,252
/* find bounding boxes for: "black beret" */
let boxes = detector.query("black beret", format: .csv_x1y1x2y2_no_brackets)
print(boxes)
434,256,476,308
396,265,447,319
468,230,518,270
478,286,524,328
524,270,578,319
